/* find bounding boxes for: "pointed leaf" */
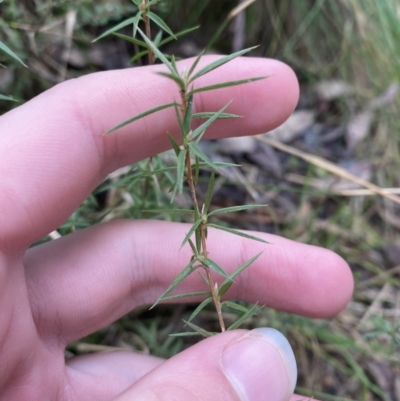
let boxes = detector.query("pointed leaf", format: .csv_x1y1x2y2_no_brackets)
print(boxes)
203,258,230,279
93,15,141,42
183,94,193,135
150,260,196,309
188,239,198,256
194,207,202,253
157,71,185,88
188,48,206,78
131,166,176,179
187,297,213,323
198,271,209,286
194,155,200,185
218,253,262,297
130,50,148,63
208,224,269,243
191,102,231,139
188,143,215,170
208,204,267,217
189,46,258,83
159,26,200,47
136,26,174,73
192,112,241,119
104,102,176,135
181,219,202,248
112,32,147,47
169,332,206,337
171,150,186,201
0,94,19,102
188,77,266,96
227,304,258,330
142,209,194,215
166,132,182,156
170,55,179,75
147,11,176,39
0,41,26,67
183,320,216,337
173,103,185,136
204,171,215,214
222,301,251,314
161,290,211,301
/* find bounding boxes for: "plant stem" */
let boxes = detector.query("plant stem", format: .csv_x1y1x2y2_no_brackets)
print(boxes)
183,103,226,333
141,0,155,65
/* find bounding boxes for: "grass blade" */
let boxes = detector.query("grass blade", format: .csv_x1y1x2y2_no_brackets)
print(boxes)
189,46,258,83
0,41,26,67
203,257,231,279
104,102,176,135
208,204,267,217
208,224,269,244
191,102,231,139
188,77,267,96
187,297,213,323
147,11,176,39
218,253,262,297
150,260,196,309
193,112,241,119
181,219,202,248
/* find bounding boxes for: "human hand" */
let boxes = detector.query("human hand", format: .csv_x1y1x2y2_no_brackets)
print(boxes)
0,56,353,401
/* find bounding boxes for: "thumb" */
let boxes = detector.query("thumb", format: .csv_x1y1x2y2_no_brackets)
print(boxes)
112,328,297,401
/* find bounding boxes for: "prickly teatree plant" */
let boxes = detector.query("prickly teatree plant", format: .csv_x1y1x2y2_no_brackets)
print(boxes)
97,0,267,337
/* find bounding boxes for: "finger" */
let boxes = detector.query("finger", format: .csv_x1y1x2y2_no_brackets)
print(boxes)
111,328,297,401
0,57,299,250
25,220,353,343
66,352,163,401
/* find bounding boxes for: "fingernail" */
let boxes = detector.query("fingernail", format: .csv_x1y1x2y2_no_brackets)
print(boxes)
221,328,297,401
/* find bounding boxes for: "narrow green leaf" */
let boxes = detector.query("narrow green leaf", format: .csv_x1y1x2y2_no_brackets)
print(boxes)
131,166,177,179
198,271,209,286
188,143,215,170
153,30,163,47
142,208,194,215
181,219,202,248
204,171,215,214
104,102,176,135
161,290,211,301
170,55,179,75
112,32,147,47
207,224,269,244
188,48,206,78
130,50,148,63
93,15,141,42
147,12,177,39
157,71,185,88
183,320,216,337
202,161,240,168
183,94,193,135
187,297,213,323
169,332,206,337
166,132,182,156
191,102,231,139
147,0,163,6
193,112,241,119
218,253,262,297
188,239,198,256
159,26,200,47
194,207,202,253
208,204,267,217
0,94,19,102
188,77,267,96
222,301,251,314
203,257,231,279
150,260,196,309
136,26,174,73
0,41,27,67
189,46,258,83
171,150,186,201
194,155,200,185
227,305,258,330
173,103,185,137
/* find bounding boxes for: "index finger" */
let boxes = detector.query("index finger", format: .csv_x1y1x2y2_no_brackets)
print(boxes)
0,57,299,250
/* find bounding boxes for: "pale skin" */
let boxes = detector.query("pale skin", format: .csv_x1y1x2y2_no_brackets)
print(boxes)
0,56,354,400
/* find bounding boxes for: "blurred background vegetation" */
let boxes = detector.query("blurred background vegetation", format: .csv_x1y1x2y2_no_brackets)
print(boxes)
1,1,400,400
